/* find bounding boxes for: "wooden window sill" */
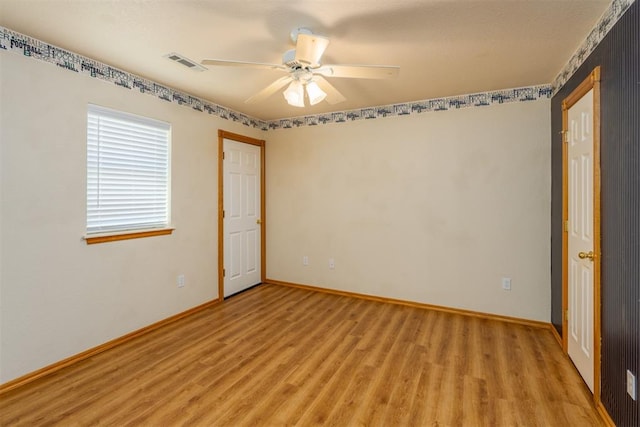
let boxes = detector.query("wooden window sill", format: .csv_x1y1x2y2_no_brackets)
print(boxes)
84,228,174,245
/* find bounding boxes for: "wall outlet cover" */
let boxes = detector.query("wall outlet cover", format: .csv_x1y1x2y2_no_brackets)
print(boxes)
627,369,637,400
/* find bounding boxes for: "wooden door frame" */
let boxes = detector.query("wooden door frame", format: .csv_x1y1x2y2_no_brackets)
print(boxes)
217,130,266,301
561,66,601,402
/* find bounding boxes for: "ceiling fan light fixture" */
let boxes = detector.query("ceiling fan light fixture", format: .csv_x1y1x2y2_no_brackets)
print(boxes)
306,81,327,105
283,80,305,107
203,28,398,109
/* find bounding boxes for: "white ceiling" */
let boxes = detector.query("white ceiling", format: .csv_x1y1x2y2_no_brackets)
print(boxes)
0,0,610,121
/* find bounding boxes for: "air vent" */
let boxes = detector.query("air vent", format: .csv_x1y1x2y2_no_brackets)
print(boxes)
164,52,207,72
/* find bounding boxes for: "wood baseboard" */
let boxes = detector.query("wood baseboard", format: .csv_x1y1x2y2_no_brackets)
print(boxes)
596,401,616,427
0,299,220,395
264,279,551,329
550,322,563,347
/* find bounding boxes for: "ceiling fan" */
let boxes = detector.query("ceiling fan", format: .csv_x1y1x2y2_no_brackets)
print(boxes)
201,28,399,108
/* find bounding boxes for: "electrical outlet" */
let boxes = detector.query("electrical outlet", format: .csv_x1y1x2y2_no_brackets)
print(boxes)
177,274,185,288
303,255,309,266
627,369,637,401
502,277,511,291
329,258,335,269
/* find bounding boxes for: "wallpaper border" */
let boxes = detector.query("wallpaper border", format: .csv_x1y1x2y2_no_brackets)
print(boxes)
552,0,635,92
1,0,633,131
0,26,552,131
0,27,270,131
267,85,552,129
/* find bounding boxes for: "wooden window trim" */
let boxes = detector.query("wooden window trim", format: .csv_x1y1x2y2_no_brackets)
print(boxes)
84,228,174,245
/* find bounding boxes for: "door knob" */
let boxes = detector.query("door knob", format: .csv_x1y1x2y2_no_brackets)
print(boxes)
256,219,262,225
578,251,594,261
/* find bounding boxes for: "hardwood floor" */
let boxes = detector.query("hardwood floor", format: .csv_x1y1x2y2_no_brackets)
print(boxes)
0,284,603,426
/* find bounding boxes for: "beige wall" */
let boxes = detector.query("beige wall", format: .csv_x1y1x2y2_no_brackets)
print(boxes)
0,53,265,383
266,100,551,321
1,50,551,384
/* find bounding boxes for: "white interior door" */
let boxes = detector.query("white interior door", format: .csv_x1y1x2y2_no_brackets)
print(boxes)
223,138,261,297
567,88,595,392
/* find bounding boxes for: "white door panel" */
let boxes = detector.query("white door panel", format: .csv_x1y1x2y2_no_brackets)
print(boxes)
223,139,261,297
567,88,594,392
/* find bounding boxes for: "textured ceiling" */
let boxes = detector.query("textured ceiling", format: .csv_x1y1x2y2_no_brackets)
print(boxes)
0,0,610,121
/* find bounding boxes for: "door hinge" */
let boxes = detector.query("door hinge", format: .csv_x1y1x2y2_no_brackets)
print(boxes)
222,210,225,218
563,220,568,232
563,131,569,143
223,268,225,277
565,309,569,321
222,151,225,160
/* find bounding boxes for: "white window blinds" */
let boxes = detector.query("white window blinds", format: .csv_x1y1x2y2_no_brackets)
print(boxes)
87,105,170,234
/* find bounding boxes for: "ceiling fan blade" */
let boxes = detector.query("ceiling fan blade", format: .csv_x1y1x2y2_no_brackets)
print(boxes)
313,75,346,105
201,59,286,71
245,76,293,104
315,64,399,79
295,33,330,68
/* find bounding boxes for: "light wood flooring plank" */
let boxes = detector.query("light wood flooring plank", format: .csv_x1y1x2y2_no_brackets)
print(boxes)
0,284,604,426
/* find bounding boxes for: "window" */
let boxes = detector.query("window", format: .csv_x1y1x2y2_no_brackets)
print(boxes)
87,105,170,240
